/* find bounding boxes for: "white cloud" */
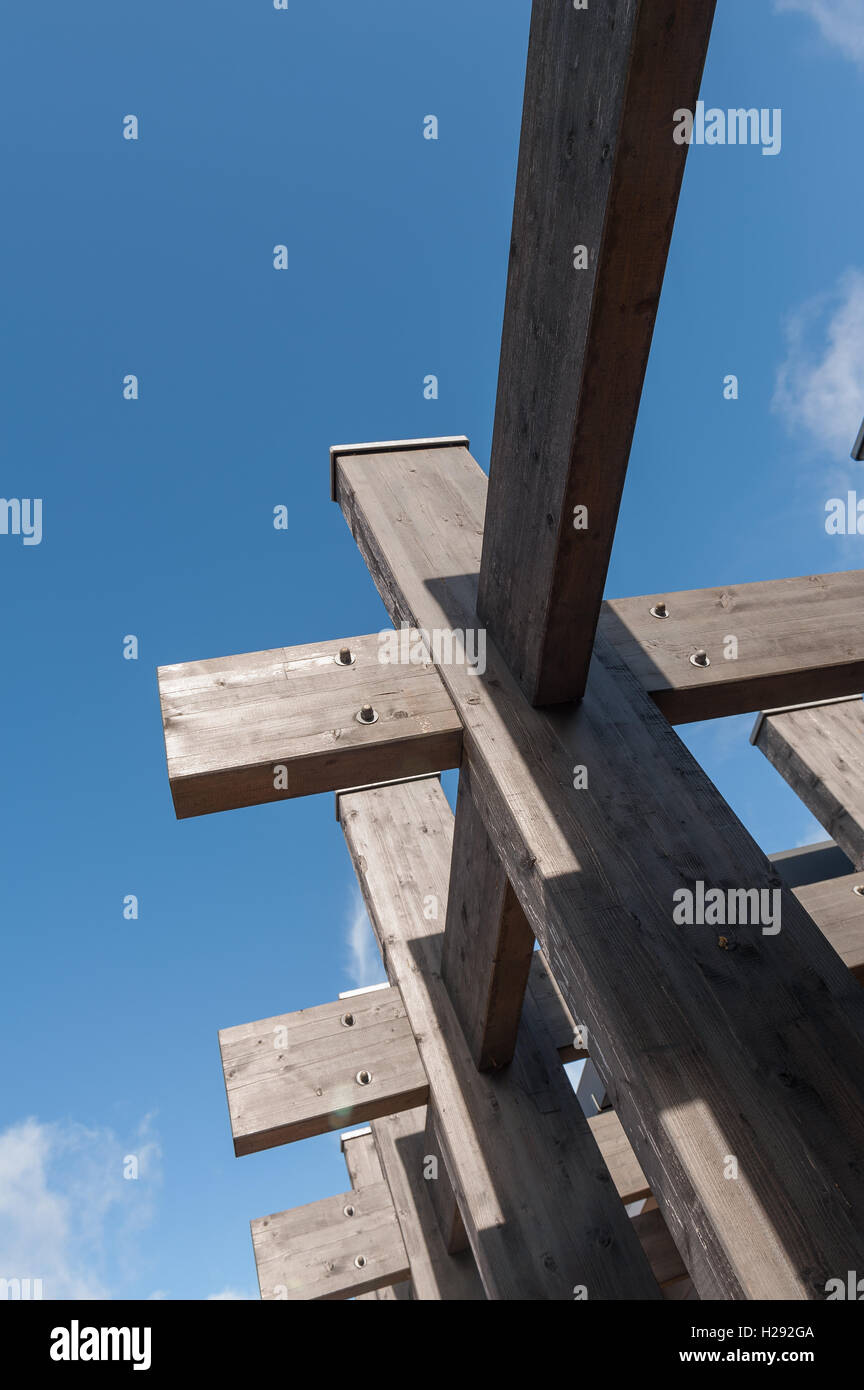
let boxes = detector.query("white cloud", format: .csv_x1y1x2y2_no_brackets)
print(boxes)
776,0,864,66
345,885,386,990
207,1287,255,1300
0,1114,162,1300
773,269,864,457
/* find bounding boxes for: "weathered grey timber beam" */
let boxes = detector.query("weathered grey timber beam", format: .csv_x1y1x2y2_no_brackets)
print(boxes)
477,0,717,706
440,764,535,1070
158,632,461,818
218,987,427,1154
251,1183,410,1301
600,573,864,724
341,1127,409,1300
334,439,864,1300
752,698,864,868
338,777,661,1301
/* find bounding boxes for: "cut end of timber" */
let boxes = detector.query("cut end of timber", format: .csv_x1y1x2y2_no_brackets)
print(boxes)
329,436,469,501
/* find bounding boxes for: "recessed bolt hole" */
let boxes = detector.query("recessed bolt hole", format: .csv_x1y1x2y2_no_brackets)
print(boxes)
854,885,864,897
335,647,355,666
690,649,710,668
354,1255,367,1269
343,1204,355,1218
356,704,379,724
649,602,669,619
355,1070,372,1086
341,1012,355,1027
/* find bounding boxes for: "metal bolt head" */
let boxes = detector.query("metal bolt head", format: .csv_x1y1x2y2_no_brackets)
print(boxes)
853,885,864,898
355,1069,373,1086
341,1012,355,1027
649,602,669,619
335,647,355,666
354,1255,367,1269
343,1204,356,1218
356,704,378,724
689,649,710,668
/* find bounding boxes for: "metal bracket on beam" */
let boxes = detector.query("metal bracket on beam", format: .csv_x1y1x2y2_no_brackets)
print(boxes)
329,436,469,502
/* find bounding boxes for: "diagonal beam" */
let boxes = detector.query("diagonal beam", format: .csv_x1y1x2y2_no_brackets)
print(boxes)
370,1109,486,1301
334,439,864,1300
158,633,461,818
339,776,661,1301
752,698,864,868
440,763,535,1070
477,0,717,706
600,572,864,723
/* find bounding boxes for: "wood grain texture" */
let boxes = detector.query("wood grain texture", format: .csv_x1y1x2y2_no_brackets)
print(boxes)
335,441,864,1300
477,0,717,705
795,871,864,982
158,632,461,818
251,1183,409,1301
219,988,428,1155
601,572,864,723
341,1129,412,1301
422,1110,470,1255
753,699,864,868
339,776,661,1301
371,1109,486,1301
440,763,535,1070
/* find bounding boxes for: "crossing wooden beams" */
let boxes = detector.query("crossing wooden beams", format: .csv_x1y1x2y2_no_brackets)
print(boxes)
477,0,717,706
334,438,864,1300
752,697,864,868
601,572,864,723
338,776,662,1301
158,633,461,818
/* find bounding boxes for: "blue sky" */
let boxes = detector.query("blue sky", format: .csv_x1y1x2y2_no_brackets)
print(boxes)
1,0,863,1301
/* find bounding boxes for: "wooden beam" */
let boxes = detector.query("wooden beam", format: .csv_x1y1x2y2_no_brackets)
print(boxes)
218,987,428,1154
339,777,661,1301
422,1110,470,1255
752,698,864,868
476,0,716,705
335,440,864,1300
371,1109,486,1300
251,1183,409,1301
158,633,461,818
341,1127,410,1300
770,839,853,889
440,764,535,1069
796,871,864,983
600,572,864,724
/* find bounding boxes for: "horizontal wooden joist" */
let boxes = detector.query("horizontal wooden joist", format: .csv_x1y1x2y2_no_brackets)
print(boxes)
600,571,864,723
334,438,864,1300
218,987,427,1155
158,633,461,818
752,697,864,868
251,1182,409,1301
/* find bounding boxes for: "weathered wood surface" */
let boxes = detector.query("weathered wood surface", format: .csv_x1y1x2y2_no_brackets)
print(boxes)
752,698,864,868
440,764,535,1069
341,1128,409,1300
770,839,853,889
601,572,864,724
219,988,428,1154
251,1183,409,1301
339,776,661,1301
795,871,864,983
422,1110,470,1255
335,440,864,1300
158,633,461,818
372,1109,486,1300
477,0,716,705
588,1111,649,1206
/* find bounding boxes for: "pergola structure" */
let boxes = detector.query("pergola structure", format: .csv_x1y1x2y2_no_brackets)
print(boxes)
158,1,864,1300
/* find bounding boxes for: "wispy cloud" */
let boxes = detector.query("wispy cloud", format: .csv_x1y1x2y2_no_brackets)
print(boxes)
345,885,385,990
207,1287,256,1300
776,0,864,66
773,268,864,458
0,1114,161,1300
